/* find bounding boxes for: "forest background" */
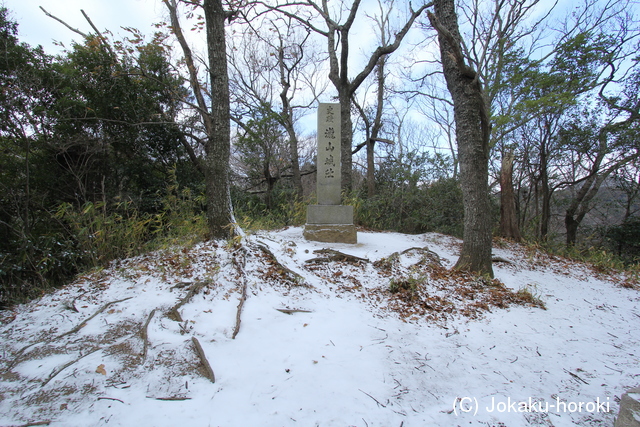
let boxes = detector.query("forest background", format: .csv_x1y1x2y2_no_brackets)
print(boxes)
1,0,640,305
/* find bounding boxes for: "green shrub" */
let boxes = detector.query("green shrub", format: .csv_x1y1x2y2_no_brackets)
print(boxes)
0,172,208,306
0,230,81,306
389,275,424,295
150,170,208,249
603,218,640,263
350,177,463,236
56,173,208,268
232,183,307,231
55,201,159,268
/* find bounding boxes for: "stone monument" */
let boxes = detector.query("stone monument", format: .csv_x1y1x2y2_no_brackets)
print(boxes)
615,387,640,427
303,103,357,244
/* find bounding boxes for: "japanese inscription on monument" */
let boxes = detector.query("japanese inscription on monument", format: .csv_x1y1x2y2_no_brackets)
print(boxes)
317,104,341,205
303,103,357,244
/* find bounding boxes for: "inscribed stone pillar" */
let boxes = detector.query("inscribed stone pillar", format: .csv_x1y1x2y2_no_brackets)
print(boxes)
303,103,357,244
316,103,341,205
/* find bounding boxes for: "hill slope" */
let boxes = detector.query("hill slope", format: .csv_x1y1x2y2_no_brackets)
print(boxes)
0,228,638,426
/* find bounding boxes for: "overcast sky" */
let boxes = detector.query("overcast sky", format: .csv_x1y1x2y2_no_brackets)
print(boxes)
7,0,164,53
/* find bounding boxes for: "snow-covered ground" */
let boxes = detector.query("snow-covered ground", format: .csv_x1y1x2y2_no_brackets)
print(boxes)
0,227,638,426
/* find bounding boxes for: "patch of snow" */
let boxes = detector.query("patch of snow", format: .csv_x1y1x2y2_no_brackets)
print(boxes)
0,227,638,426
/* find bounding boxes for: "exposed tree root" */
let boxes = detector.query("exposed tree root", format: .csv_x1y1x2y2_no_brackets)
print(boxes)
6,297,133,372
41,347,101,387
255,241,305,284
191,336,215,383
97,397,124,403
41,328,141,388
140,309,156,362
401,246,441,263
7,421,52,427
147,396,192,401
374,247,442,273
56,297,133,340
169,282,191,291
307,249,369,264
231,249,248,340
399,247,424,255
409,249,443,268
372,251,400,273
276,308,313,315
166,281,207,322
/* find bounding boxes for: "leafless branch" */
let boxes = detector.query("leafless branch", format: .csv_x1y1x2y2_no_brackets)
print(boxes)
39,7,89,38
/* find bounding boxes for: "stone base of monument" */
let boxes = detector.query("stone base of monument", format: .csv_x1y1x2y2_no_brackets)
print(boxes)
303,224,357,244
615,388,640,427
304,205,357,244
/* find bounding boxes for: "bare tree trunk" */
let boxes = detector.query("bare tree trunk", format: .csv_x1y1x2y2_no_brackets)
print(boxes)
165,0,236,239
277,41,304,200
367,56,386,198
366,139,375,198
564,214,580,248
338,88,354,192
429,0,494,277
539,137,550,241
203,0,235,238
354,56,386,199
565,167,606,248
23,135,30,238
263,157,275,210
285,123,303,200
499,149,521,241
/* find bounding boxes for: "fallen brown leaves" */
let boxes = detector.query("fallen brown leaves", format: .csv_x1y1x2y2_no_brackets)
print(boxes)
255,244,305,287
376,262,546,323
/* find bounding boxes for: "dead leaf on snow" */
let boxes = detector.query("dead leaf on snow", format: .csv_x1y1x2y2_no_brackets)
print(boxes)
96,364,107,375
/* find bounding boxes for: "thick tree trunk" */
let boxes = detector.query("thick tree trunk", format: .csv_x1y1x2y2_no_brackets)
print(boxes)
353,59,385,199
539,140,550,241
366,140,375,198
278,61,303,200
24,135,30,238
429,0,494,277
339,89,353,193
564,171,605,248
283,112,303,200
367,58,386,199
499,150,521,241
203,0,235,239
564,213,580,248
264,161,275,210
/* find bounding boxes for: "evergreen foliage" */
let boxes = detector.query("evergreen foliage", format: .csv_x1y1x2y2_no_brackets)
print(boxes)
604,219,640,262
353,152,464,236
0,9,201,305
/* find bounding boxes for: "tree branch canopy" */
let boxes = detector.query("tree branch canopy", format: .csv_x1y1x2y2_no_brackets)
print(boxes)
350,3,431,94
426,10,476,80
